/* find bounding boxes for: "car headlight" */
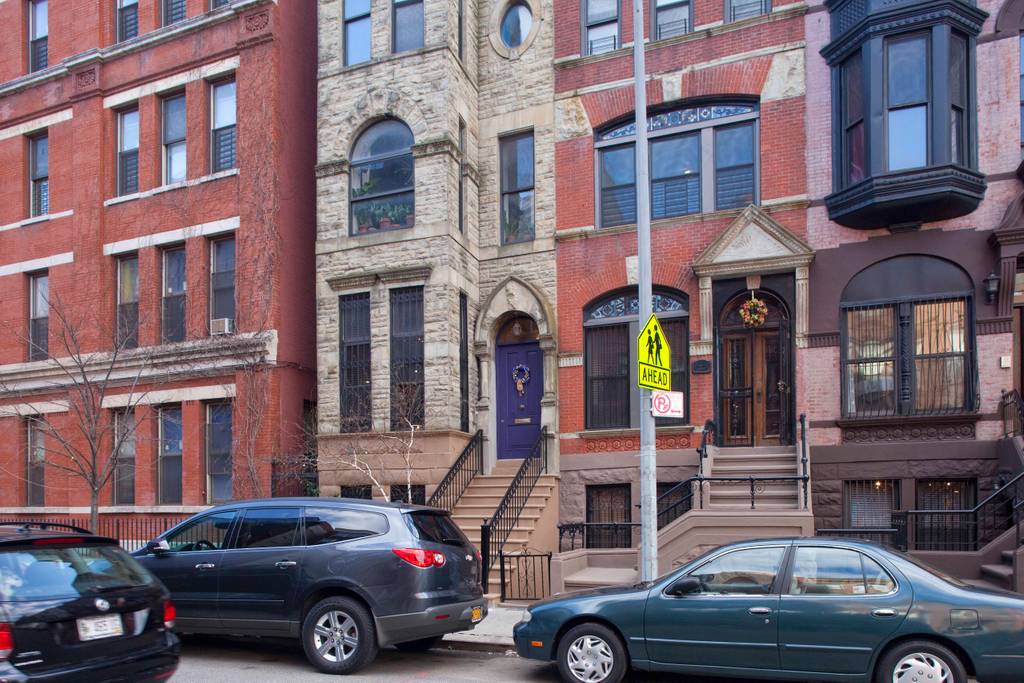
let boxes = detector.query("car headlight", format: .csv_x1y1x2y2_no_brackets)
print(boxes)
520,609,532,624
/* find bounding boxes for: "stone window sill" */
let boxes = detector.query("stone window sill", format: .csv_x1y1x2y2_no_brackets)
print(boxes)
835,413,980,428
579,425,696,439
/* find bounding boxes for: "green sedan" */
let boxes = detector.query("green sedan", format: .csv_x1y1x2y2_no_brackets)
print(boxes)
513,538,1024,683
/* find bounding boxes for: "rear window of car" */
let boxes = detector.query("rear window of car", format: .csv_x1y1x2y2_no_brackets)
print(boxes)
0,543,155,602
409,512,468,547
304,507,388,545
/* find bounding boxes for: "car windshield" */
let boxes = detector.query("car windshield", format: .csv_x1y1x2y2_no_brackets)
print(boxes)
0,543,155,601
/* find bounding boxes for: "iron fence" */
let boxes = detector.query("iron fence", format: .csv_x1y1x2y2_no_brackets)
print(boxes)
0,515,189,552
427,430,483,511
499,551,551,602
557,522,640,551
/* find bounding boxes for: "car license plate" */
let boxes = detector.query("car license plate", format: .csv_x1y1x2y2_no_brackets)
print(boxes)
77,614,123,642
471,606,483,622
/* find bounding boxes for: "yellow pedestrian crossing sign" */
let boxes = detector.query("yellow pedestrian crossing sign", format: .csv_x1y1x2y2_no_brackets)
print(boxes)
637,314,671,391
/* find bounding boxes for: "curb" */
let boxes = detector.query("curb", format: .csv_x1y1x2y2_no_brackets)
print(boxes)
440,636,516,655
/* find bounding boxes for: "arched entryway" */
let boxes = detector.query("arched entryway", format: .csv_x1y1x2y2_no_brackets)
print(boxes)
718,290,793,447
495,316,543,459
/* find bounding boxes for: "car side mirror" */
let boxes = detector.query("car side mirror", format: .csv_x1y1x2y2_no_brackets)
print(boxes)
147,539,170,556
667,576,702,596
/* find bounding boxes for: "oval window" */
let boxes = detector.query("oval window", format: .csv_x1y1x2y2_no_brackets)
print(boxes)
500,3,533,49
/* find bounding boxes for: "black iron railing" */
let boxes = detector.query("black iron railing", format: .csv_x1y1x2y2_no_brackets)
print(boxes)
0,515,188,551
427,430,483,511
499,550,552,602
816,527,901,548
799,412,809,509
657,18,690,39
1002,389,1024,438
557,522,640,551
480,427,547,588
897,471,1024,552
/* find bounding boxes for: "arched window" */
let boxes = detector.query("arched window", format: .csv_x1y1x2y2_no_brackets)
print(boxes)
584,287,689,428
350,119,415,235
595,103,759,228
840,255,977,418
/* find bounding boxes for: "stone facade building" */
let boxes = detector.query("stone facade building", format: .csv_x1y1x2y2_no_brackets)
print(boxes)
314,0,559,500
0,0,317,522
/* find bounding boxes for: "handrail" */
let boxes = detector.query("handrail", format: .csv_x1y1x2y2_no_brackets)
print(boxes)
480,427,548,588
799,413,809,510
901,469,1024,551
558,522,641,551
426,430,483,511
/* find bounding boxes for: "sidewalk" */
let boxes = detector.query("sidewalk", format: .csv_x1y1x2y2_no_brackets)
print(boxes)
442,606,525,651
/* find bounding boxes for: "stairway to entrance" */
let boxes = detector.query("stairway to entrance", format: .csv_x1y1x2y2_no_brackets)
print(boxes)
553,433,815,594
706,446,803,509
979,550,1018,591
450,458,559,600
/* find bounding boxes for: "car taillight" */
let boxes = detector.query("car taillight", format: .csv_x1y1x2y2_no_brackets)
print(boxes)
393,548,446,568
0,623,13,661
163,601,176,629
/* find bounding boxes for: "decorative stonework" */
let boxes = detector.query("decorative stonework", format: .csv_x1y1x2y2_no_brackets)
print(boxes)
411,136,459,160
692,204,815,278
582,432,692,452
244,11,270,32
74,68,97,89
326,265,432,292
315,160,348,178
840,419,977,443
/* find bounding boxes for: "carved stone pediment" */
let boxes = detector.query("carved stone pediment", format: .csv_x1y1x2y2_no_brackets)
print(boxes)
693,205,814,278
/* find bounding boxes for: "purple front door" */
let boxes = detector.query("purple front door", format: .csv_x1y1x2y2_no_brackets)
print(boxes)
496,342,543,459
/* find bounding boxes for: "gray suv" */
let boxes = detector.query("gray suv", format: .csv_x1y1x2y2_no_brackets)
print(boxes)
133,498,487,675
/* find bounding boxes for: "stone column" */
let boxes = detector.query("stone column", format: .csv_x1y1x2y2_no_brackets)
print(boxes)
796,266,809,349
540,336,557,403
699,276,713,342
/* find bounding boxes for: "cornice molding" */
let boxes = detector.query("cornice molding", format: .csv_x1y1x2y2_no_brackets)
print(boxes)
0,0,270,98
325,265,433,292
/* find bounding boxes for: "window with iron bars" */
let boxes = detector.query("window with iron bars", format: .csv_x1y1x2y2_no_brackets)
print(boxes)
339,292,372,432
654,0,690,40
844,479,900,528
583,0,618,55
728,0,769,22
390,286,425,431
842,296,977,417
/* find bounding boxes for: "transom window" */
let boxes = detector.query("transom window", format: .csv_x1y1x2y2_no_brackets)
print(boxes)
595,103,758,228
584,288,689,429
350,119,415,235
841,256,977,418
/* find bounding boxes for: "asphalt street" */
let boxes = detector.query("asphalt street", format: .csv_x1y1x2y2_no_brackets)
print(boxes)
172,635,745,683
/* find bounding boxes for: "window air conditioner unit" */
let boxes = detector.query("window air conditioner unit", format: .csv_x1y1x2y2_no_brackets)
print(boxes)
210,318,234,335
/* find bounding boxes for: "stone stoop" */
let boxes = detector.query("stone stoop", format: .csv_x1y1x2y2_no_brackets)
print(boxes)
449,459,559,601
706,446,803,510
979,550,1017,591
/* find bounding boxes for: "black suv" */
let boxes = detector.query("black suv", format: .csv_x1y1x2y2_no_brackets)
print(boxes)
0,522,180,682
134,498,487,675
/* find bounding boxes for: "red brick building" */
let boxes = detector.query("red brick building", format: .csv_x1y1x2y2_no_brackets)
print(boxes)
553,0,813,536
0,0,316,527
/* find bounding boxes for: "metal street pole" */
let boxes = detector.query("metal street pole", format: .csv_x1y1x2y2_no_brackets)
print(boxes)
632,0,657,582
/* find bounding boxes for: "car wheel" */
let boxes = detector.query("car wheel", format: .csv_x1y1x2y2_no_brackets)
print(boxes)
394,636,443,652
556,623,628,683
301,596,378,675
876,640,968,683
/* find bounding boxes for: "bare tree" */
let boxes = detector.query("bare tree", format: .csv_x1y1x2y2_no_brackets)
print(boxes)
0,295,158,531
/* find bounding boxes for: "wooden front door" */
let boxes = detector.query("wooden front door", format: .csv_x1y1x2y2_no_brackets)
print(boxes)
719,298,791,447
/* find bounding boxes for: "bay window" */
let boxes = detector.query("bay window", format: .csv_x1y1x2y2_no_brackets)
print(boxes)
823,0,986,228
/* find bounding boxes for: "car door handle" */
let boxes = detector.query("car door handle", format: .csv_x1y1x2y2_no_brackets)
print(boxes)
275,561,297,569
195,563,216,571
872,608,897,617
748,607,773,615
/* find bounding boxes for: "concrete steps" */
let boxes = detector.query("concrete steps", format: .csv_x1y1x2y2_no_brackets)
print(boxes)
707,447,800,509
449,462,559,603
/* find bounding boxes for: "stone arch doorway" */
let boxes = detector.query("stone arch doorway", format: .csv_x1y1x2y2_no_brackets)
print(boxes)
717,289,793,447
475,277,557,473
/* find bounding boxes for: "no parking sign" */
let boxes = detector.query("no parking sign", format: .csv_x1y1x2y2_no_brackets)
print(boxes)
651,390,685,418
